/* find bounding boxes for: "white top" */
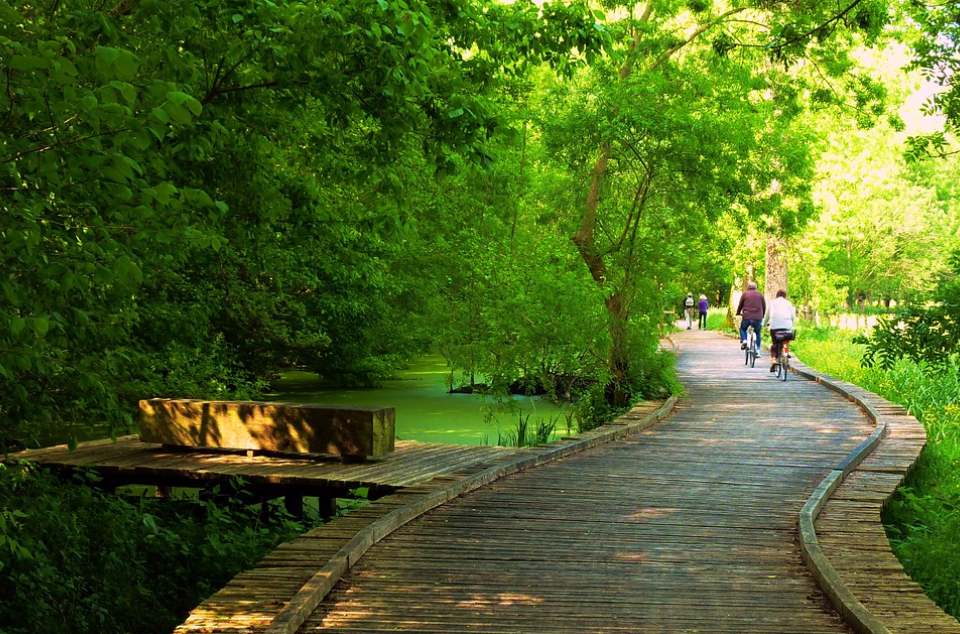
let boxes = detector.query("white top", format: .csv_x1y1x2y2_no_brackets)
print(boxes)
765,296,796,330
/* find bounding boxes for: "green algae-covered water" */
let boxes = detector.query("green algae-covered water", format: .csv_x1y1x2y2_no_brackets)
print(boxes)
266,356,568,445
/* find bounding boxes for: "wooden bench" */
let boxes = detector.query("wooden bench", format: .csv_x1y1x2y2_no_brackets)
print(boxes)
138,399,395,460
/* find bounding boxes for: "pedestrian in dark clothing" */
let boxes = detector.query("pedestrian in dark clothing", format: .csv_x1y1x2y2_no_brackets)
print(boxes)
697,294,709,329
736,282,766,351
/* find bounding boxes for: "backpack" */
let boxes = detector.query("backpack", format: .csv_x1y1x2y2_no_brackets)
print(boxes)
684,296,694,308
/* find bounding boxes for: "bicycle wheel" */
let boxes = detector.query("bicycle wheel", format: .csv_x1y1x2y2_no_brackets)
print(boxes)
780,354,789,382
749,347,757,368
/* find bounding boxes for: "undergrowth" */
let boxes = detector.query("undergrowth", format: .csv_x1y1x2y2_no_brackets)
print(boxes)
793,330,960,618
0,463,317,634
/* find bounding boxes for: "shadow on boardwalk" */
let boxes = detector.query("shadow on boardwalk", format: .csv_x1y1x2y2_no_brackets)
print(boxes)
305,330,872,633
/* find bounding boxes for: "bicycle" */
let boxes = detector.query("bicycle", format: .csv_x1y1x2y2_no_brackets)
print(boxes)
771,330,794,381
744,324,759,368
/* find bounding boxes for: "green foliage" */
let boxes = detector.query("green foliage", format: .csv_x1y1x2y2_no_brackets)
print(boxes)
908,2,960,151
705,308,733,332
0,463,308,634
789,53,960,315
795,330,960,618
0,0,604,445
859,252,960,369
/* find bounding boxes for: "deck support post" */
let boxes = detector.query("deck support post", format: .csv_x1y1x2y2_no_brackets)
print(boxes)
284,494,304,519
318,496,337,519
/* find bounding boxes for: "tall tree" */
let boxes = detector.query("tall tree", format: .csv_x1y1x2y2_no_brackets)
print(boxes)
564,0,889,404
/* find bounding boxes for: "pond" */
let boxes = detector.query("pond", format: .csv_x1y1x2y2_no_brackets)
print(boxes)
266,356,569,446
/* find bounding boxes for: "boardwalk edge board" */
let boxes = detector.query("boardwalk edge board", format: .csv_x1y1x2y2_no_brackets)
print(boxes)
263,396,678,634
791,359,906,634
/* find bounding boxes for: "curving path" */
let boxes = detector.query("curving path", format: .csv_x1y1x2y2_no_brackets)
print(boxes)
301,331,875,633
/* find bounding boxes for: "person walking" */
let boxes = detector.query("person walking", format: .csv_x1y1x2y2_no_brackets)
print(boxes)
684,293,695,330
736,282,766,352
697,294,709,329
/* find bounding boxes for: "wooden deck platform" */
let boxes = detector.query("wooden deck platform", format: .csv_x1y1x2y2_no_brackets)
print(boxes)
14,437,535,497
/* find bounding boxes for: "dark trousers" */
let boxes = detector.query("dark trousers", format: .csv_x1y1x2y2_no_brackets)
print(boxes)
739,318,763,349
698,311,707,329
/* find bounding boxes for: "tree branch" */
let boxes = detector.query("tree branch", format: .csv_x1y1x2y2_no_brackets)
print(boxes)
2,128,130,164
769,0,868,53
649,7,747,70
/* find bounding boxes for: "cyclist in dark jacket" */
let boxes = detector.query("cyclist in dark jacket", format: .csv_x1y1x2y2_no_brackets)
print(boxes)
736,282,766,352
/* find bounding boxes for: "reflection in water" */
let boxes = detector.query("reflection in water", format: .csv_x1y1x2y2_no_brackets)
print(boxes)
266,356,567,446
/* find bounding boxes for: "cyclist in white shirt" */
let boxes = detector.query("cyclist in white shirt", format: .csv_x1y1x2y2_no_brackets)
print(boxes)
764,289,796,372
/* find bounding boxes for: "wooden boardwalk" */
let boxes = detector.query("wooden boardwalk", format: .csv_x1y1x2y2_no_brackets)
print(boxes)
176,401,674,634
24,330,959,632
791,359,960,634
303,331,876,633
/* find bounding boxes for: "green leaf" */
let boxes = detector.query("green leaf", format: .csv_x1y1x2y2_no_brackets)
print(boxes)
95,46,120,75
114,256,143,288
110,80,138,105
167,91,203,116
152,182,178,204
9,316,25,338
163,100,192,124
96,46,140,80
32,316,49,338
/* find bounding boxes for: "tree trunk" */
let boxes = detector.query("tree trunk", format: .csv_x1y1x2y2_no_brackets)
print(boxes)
725,279,738,329
605,291,631,407
765,235,788,304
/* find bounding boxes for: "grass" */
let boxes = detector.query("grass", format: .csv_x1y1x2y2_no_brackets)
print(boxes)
496,413,559,447
705,307,733,332
792,329,960,618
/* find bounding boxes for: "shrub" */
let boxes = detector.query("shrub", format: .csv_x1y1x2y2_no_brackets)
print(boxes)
0,463,310,634
858,251,960,369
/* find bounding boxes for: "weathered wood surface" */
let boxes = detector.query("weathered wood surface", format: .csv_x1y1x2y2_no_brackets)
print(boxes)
175,400,673,634
303,331,878,632
13,437,531,496
792,360,960,634
139,399,395,459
